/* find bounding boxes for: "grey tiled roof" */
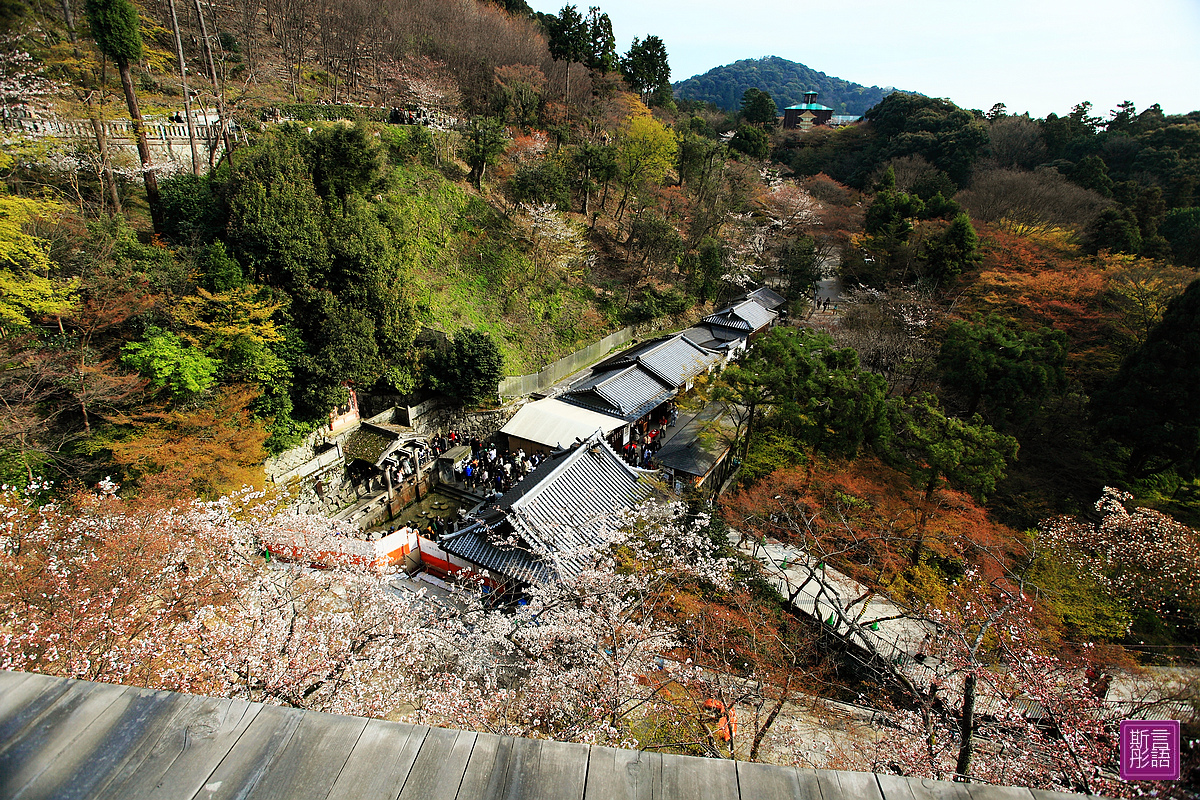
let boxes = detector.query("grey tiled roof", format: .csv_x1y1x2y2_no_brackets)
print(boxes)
702,298,776,333
441,516,554,585
592,334,720,386
441,434,653,585
740,286,787,310
562,333,721,421
654,405,737,479
680,324,744,351
637,336,721,385
563,364,673,421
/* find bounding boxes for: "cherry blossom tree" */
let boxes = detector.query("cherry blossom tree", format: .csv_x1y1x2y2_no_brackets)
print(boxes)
2,481,742,744
722,469,1132,794
1040,487,1200,630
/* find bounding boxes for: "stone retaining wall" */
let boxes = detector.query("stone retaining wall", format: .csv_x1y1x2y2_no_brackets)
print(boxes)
410,401,526,445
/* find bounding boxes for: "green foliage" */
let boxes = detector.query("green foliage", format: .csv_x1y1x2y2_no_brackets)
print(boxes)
380,125,435,166
729,124,769,160
615,112,678,198
889,393,1018,502
196,241,244,292
1029,550,1132,640
739,88,776,125
1084,206,1142,255
325,196,416,353
566,141,617,213
627,286,689,322
718,327,892,457
157,174,222,245
0,194,77,333
621,35,671,97
225,129,331,289
673,55,891,115
679,237,724,301
461,117,509,189
304,125,384,202
923,212,980,282
937,314,1068,421
864,93,990,188
1099,278,1200,478
85,0,142,64
627,212,682,269
508,160,571,209
544,5,588,64
381,363,420,395
1069,155,1114,197
776,236,821,299
1163,207,1200,267
1041,102,1103,163
919,192,963,220
740,429,807,485
122,328,219,400
293,293,381,417
865,176,924,238
88,215,188,295
583,6,617,72
431,329,504,406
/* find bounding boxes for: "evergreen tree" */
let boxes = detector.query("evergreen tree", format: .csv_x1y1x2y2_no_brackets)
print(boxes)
461,117,509,190
434,330,504,406
583,7,616,72
545,5,588,101
888,393,1018,562
924,212,981,283
86,0,164,231
1099,278,1200,478
740,88,776,126
937,314,1068,422
621,36,670,101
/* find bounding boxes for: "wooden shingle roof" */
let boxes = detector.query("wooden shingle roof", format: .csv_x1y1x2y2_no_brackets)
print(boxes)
0,669,1097,800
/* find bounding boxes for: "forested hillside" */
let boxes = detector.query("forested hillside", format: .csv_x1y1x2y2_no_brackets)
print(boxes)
673,55,896,114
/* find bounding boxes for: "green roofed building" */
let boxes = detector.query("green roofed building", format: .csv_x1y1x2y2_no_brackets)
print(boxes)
783,90,834,130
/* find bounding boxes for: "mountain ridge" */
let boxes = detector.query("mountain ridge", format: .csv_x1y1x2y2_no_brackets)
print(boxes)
673,55,902,116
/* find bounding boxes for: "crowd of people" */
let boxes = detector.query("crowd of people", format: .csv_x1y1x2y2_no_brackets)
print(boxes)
455,439,546,496
617,404,678,469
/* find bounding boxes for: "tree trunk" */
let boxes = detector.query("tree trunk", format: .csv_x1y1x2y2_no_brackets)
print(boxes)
911,473,939,564
63,7,122,213
167,0,201,175
750,672,792,762
84,94,122,214
563,60,570,118
59,0,77,40
954,672,978,781
921,703,941,779
117,59,164,232
742,402,757,460
193,0,233,165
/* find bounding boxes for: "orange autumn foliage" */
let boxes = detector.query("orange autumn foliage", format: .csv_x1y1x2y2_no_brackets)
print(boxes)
723,455,1025,607
962,225,1116,384
108,386,269,498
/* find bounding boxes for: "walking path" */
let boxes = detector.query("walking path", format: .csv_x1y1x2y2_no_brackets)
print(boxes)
728,531,935,664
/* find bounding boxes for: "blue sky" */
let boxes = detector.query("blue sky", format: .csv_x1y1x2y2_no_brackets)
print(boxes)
525,0,1200,118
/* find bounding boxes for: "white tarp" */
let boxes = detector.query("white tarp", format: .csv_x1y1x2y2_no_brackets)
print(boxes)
501,398,625,449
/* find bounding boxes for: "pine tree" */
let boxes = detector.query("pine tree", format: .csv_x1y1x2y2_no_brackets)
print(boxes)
1100,278,1200,478
85,0,164,232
